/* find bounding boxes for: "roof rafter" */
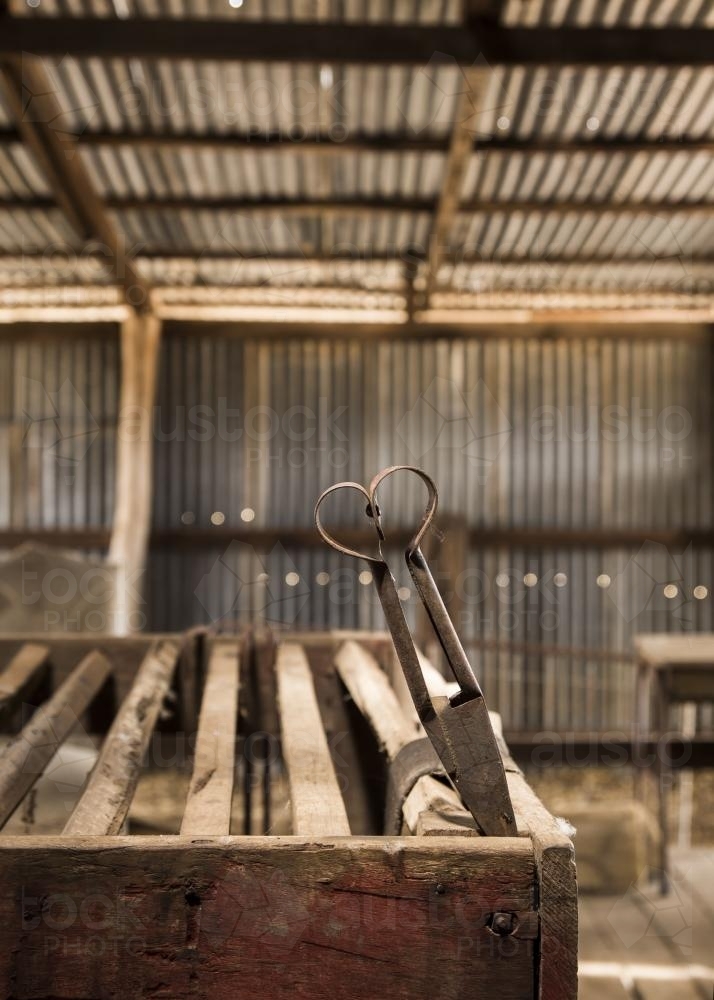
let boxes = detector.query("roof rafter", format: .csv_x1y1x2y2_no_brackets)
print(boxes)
0,56,152,311
423,53,490,306
0,19,711,66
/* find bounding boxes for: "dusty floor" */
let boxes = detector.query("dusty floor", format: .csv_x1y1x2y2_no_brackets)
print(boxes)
577,847,714,1000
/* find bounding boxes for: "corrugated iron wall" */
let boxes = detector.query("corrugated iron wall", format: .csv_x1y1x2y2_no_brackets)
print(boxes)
0,327,711,730
0,331,119,531
148,329,714,730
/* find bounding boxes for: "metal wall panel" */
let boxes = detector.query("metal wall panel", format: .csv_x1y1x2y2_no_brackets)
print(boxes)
152,332,713,532
0,332,120,530
0,327,709,730
148,330,714,730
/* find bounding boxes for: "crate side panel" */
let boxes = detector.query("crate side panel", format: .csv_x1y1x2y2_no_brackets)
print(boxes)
0,836,536,1000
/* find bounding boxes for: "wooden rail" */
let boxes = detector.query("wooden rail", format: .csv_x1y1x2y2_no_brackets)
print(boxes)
335,640,475,836
0,650,112,828
0,643,50,718
63,640,180,835
181,641,240,836
276,642,350,836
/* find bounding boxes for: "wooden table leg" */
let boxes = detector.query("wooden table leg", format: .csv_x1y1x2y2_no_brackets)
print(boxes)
633,661,650,803
653,672,669,894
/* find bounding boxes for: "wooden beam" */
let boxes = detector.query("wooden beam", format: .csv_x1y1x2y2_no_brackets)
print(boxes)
0,20,710,66
466,0,505,20
0,643,50,719
180,642,240,837
63,639,180,836
3,127,714,157
5,194,712,218
0,650,112,829
0,58,152,311
108,312,162,632
276,642,350,836
0,197,54,211
6,249,714,269
2,523,714,551
424,68,486,304
107,195,431,215
0,298,712,326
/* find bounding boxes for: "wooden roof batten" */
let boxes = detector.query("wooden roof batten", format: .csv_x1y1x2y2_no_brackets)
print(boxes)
2,129,713,158
0,19,710,66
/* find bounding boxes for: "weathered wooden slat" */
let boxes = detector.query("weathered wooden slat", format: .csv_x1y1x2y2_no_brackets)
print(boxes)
335,640,420,759
334,640,476,836
63,640,180,836
0,835,537,1000
181,643,240,836
276,642,350,836
0,642,50,717
0,650,112,829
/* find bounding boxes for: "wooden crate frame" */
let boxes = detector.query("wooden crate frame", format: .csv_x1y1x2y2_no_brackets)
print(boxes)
0,630,577,1000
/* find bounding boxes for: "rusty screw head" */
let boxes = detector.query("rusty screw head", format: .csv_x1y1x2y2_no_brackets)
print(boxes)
489,911,517,936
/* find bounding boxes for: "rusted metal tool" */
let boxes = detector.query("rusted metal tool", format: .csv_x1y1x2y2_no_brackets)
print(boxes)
315,464,516,837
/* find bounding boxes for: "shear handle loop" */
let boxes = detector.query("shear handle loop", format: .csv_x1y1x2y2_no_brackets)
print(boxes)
368,465,438,556
368,465,481,702
314,481,384,565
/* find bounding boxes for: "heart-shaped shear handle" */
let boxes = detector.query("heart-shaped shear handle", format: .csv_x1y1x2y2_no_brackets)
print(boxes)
314,481,385,564
367,465,438,555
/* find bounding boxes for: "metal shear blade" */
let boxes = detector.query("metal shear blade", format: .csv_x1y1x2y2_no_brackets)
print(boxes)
315,465,515,837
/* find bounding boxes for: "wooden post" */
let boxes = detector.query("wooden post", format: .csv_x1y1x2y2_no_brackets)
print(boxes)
108,312,162,634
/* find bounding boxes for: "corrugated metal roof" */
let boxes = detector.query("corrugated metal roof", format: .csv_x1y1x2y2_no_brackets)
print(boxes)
0,208,81,253
16,0,714,26
31,58,714,142
502,0,714,28
20,0,463,22
0,145,52,199
1,11,713,299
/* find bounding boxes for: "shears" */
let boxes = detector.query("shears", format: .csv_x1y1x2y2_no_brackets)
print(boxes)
315,465,515,837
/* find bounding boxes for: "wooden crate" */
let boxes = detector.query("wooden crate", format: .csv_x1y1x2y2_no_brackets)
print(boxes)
0,630,577,1000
